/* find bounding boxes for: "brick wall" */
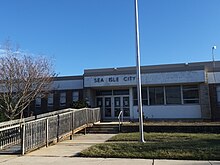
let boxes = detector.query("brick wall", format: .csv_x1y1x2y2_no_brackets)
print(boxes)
26,89,83,116
209,84,220,121
199,83,211,119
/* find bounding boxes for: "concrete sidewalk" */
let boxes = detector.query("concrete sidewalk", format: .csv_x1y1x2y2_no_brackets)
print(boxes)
0,134,219,165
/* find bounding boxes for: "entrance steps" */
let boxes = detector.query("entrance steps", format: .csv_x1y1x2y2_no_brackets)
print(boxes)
86,122,119,134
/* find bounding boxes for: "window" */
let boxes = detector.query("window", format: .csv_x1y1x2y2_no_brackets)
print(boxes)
142,88,148,105
96,90,129,96
113,90,129,95
165,86,181,104
47,93,54,107
96,98,103,107
60,92,66,107
216,86,220,104
182,85,199,104
72,91,79,102
96,90,112,96
133,87,148,106
35,95,41,107
133,88,138,105
149,87,164,105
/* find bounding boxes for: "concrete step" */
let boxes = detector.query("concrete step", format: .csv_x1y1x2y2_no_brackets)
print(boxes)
86,130,118,134
86,123,120,134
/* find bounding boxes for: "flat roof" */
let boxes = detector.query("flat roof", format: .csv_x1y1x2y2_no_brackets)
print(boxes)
53,75,83,81
84,61,220,76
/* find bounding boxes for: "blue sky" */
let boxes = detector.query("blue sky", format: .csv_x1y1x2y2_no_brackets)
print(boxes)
0,0,220,76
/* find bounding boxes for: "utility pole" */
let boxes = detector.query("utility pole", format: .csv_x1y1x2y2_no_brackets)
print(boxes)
212,46,217,68
212,46,217,83
134,0,145,143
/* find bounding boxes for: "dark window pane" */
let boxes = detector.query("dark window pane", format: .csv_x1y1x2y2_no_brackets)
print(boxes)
123,108,130,117
142,99,148,105
183,85,199,104
133,87,148,105
96,98,103,107
105,97,111,107
149,87,164,105
183,90,199,99
133,99,138,106
96,90,112,96
183,99,199,104
114,108,120,117
133,87,137,100
165,86,181,104
216,86,220,103
123,97,129,107
113,90,129,95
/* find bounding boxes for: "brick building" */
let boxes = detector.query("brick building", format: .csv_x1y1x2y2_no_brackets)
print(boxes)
28,61,220,121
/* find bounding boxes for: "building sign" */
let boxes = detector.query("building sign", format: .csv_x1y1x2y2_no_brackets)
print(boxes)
93,76,136,84
84,75,136,87
84,70,205,87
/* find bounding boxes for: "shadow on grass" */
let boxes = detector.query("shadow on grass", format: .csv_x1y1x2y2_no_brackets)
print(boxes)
80,133,220,160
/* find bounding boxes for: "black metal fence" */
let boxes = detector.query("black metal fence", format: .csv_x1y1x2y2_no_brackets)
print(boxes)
0,108,100,154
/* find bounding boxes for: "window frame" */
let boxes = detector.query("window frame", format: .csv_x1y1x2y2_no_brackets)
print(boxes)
35,95,42,108
47,93,54,107
216,86,220,105
133,87,148,106
149,86,164,105
165,86,181,105
72,91,79,102
60,92,66,107
182,85,199,104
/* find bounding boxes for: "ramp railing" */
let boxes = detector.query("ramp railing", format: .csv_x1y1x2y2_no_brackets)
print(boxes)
0,108,100,154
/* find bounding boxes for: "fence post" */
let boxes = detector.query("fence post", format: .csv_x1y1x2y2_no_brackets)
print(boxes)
93,109,95,123
57,115,60,143
46,118,49,147
84,127,87,135
21,124,25,155
84,108,87,135
70,111,74,140
86,108,88,125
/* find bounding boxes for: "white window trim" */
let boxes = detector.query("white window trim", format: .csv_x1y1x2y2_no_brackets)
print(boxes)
60,92,66,107
35,95,41,107
48,93,54,107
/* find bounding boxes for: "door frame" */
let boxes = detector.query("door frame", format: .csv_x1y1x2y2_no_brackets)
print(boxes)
96,95,130,120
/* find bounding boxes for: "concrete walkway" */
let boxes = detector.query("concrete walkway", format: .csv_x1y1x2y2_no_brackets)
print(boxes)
0,134,219,165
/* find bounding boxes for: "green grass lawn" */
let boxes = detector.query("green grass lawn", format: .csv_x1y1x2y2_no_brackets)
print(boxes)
80,133,220,160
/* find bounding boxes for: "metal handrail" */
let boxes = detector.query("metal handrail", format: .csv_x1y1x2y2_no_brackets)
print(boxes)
118,110,123,132
0,108,101,154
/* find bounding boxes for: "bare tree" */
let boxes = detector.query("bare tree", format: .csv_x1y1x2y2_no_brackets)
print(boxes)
0,41,55,120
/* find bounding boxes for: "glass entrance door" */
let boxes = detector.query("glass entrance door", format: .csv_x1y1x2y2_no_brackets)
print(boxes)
114,96,130,118
114,97,121,117
96,93,130,120
104,97,112,117
122,96,130,117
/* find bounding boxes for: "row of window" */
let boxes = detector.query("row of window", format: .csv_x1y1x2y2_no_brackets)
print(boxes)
96,90,129,96
216,86,220,104
35,91,79,108
133,85,199,106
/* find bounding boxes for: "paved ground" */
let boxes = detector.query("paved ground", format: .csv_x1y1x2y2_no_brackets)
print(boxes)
0,134,220,165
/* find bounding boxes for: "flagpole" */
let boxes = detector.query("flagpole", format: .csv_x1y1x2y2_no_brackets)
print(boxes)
134,0,145,143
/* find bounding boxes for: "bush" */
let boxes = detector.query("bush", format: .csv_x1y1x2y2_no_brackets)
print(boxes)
71,100,88,109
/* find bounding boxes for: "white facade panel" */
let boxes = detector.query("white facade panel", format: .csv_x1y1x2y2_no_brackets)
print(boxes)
84,70,205,87
142,70,205,85
51,80,83,90
207,72,220,84
133,105,201,119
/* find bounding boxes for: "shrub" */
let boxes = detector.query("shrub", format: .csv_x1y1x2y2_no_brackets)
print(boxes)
71,100,88,109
